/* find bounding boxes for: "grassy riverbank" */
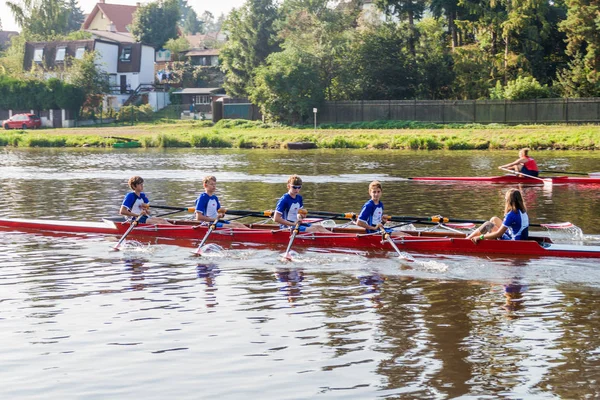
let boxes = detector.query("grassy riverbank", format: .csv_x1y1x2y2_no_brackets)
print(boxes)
1,120,599,150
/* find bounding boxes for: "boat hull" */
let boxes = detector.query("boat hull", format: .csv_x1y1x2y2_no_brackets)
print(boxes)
410,175,600,185
1,217,599,258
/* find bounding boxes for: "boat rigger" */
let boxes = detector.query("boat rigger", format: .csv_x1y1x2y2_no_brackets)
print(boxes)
1,217,599,259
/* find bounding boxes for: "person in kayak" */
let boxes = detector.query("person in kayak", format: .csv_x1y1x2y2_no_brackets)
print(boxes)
356,180,387,233
273,175,329,233
499,148,539,177
467,188,529,244
194,175,249,229
119,176,172,225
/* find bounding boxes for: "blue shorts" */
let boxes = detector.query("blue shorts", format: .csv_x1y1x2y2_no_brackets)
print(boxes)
521,166,538,177
132,215,148,224
280,223,311,232
201,220,229,228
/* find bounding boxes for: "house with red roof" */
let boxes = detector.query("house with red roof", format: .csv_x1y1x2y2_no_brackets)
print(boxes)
81,0,139,33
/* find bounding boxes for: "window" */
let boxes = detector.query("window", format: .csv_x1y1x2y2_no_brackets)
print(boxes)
55,47,66,62
120,46,132,62
194,95,211,105
75,47,86,59
33,48,44,63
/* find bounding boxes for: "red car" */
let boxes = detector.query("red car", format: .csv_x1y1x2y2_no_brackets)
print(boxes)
3,113,42,129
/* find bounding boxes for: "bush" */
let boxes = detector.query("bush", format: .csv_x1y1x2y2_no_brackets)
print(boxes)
489,77,554,100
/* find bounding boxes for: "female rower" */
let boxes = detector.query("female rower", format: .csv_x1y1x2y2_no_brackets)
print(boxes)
467,188,529,244
499,148,539,177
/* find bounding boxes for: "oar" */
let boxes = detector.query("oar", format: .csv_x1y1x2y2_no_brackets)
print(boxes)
147,205,195,213
379,227,405,258
500,167,552,187
283,220,303,260
113,215,143,251
223,209,356,221
381,214,571,229
539,169,599,176
194,216,220,256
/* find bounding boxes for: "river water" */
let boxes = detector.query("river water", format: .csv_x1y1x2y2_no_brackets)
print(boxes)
1,148,600,399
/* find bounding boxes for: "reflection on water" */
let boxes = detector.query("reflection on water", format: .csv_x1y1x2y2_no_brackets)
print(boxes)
2,148,600,398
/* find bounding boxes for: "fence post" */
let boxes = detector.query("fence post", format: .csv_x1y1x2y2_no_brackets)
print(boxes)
534,98,537,123
388,100,391,120
504,100,507,124
414,99,417,121
473,100,476,123
442,100,445,124
565,98,569,124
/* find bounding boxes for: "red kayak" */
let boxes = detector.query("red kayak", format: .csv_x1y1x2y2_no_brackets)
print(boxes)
409,175,600,185
1,217,599,259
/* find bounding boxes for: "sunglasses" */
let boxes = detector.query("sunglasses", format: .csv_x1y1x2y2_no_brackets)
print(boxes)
292,185,302,189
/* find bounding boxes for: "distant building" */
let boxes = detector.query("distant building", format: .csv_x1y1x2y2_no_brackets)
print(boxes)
23,39,162,112
81,0,140,33
181,48,220,67
0,31,19,51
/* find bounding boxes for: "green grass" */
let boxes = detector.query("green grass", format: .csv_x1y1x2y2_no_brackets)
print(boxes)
1,120,599,150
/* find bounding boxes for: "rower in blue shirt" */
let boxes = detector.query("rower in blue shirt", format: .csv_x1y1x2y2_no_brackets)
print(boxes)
356,180,386,233
273,175,329,233
195,176,249,229
467,188,529,243
119,176,171,225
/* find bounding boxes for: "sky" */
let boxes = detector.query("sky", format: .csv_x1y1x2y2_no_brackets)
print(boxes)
0,0,246,32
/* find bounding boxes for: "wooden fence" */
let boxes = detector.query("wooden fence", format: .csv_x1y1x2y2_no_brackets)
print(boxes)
318,98,600,124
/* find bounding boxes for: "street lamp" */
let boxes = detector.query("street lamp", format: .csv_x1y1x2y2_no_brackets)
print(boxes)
313,108,318,133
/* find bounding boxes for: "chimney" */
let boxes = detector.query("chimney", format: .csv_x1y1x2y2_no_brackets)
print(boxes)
100,0,105,3
136,2,140,6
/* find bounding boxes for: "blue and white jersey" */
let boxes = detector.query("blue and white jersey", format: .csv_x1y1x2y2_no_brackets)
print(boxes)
501,210,529,240
275,193,303,225
122,192,149,215
195,193,221,218
358,199,384,233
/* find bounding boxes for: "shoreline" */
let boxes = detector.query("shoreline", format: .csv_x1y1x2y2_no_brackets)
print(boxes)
1,121,598,150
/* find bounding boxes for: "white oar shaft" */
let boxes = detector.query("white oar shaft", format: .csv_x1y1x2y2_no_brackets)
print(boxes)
284,222,302,259
194,217,219,255
113,215,143,250
500,167,552,185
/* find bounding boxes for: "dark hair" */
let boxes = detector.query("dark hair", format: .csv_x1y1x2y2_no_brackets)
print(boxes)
505,188,527,214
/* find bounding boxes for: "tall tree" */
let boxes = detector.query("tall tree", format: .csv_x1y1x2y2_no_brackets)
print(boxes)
65,0,85,32
249,47,324,123
183,8,201,34
7,0,71,37
131,0,180,49
219,0,280,97
375,0,426,55
556,0,600,96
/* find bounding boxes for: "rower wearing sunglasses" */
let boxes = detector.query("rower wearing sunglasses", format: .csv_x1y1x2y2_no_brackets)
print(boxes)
273,175,330,233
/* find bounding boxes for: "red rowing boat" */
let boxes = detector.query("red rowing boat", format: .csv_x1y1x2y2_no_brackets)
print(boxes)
409,175,600,185
1,217,599,259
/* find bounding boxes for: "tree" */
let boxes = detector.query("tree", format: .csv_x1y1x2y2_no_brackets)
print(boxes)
131,0,180,49
183,8,201,34
375,0,427,55
249,48,324,123
7,0,72,37
556,0,600,96
164,37,190,61
220,0,281,97
342,22,418,100
67,51,110,98
65,0,85,32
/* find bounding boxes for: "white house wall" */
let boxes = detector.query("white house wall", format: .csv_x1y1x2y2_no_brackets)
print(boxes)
94,41,118,74
140,45,155,84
